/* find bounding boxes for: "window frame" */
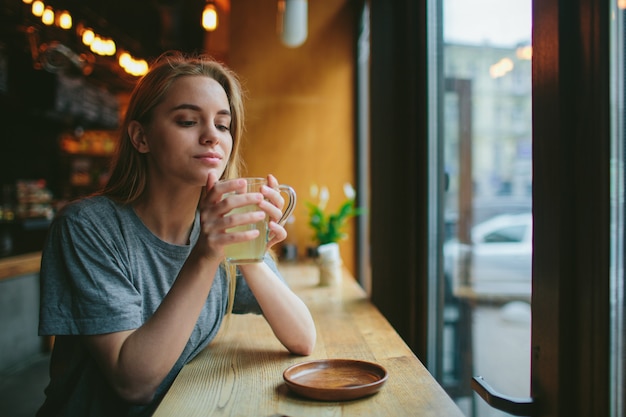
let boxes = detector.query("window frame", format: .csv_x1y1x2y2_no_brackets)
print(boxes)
531,0,611,414
368,0,612,415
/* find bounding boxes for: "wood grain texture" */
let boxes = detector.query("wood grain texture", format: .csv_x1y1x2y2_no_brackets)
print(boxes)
0,252,41,281
153,263,463,417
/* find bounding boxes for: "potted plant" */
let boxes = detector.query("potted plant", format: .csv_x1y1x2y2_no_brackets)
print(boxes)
305,183,363,285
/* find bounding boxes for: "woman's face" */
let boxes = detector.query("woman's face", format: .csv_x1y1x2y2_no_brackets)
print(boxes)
135,75,233,188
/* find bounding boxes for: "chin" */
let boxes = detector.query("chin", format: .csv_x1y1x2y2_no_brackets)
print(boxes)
197,169,224,185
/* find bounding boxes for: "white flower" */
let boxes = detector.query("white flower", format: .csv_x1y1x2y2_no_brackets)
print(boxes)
319,186,329,210
309,184,319,199
343,183,356,200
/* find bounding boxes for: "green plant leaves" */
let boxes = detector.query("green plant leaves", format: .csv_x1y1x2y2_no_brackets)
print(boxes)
305,199,363,245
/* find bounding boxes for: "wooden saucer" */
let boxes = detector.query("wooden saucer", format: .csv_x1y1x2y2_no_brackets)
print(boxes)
283,359,389,401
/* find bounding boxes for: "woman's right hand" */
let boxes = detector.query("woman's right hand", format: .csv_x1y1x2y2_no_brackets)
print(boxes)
194,173,266,261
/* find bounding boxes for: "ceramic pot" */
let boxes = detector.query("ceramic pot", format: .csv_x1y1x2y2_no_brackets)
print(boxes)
316,242,342,286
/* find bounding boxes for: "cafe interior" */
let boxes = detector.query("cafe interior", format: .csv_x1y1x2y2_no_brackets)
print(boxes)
0,0,624,416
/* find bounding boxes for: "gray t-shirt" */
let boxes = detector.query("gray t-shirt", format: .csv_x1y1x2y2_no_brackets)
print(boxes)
37,196,274,416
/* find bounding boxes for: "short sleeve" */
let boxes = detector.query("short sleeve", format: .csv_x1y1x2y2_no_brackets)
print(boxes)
39,206,142,336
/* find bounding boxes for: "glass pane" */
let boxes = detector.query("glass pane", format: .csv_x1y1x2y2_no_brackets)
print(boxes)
611,3,625,416
436,0,532,415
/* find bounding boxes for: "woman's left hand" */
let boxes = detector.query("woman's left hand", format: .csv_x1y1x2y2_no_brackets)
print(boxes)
260,174,288,249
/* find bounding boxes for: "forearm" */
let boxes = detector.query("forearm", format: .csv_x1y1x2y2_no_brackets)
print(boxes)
239,262,316,355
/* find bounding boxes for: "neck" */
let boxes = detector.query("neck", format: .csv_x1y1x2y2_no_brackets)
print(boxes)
133,187,201,245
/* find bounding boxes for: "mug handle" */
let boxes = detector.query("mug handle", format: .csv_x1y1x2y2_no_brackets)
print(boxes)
277,185,297,227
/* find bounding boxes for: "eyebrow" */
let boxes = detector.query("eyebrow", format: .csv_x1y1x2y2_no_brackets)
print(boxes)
170,103,231,117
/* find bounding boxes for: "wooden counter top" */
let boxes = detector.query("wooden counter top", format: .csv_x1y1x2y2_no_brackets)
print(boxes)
153,262,463,417
0,252,41,281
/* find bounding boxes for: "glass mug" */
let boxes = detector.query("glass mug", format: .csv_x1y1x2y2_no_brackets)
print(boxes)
222,177,296,264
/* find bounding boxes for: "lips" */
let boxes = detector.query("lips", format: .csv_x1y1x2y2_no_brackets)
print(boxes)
195,151,222,164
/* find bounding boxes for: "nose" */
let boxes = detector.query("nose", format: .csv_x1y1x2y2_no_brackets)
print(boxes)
200,124,220,145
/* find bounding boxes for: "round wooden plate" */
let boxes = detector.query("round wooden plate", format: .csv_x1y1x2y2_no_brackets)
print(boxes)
283,359,389,401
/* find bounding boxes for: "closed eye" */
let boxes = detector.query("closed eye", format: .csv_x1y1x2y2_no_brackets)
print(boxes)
178,120,197,127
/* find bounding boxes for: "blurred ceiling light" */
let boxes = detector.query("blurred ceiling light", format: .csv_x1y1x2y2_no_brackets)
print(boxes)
57,10,72,29
31,1,44,17
82,28,95,46
89,35,103,53
90,36,116,56
202,2,218,31
118,51,148,76
22,0,33,4
132,60,149,76
105,39,117,56
41,7,54,25
118,51,132,69
277,0,307,48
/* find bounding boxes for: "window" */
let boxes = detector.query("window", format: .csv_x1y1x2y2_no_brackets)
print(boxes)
369,0,617,415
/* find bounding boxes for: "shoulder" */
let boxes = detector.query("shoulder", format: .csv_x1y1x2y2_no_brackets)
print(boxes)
55,196,127,227
49,196,134,243
57,196,120,218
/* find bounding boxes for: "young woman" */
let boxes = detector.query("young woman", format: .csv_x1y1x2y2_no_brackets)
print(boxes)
37,52,316,417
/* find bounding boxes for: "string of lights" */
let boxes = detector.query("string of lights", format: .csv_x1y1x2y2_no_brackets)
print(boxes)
20,0,148,76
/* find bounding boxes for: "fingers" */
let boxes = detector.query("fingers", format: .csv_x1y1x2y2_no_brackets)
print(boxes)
261,174,288,237
197,200,265,259
215,178,247,197
205,171,218,192
266,220,288,249
264,174,287,248
221,207,266,230
202,177,248,206
267,174,279,188
261,176,285,215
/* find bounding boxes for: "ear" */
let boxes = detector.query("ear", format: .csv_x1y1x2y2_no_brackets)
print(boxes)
128,121,150,153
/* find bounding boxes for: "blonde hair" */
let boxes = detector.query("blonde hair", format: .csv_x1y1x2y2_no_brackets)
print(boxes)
102,51,246,316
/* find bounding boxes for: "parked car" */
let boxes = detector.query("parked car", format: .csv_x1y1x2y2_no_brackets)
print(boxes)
443,198,532,242
444,212,532,301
